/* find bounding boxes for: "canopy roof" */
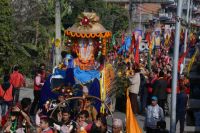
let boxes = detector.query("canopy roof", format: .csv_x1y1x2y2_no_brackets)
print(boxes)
65,12,111,38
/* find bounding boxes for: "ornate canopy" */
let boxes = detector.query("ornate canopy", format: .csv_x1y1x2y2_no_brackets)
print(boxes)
65,12,112,38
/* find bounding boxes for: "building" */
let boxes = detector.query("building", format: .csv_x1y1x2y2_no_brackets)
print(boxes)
160,0,200,28
104,0,129,9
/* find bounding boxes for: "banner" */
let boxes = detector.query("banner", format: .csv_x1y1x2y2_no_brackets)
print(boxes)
187,49,199,76
126,91,142,133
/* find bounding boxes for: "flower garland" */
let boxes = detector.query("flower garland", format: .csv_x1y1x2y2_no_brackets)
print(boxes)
65,30,111,38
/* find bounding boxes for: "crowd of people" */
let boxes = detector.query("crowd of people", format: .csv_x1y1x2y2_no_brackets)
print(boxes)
0,41,192,133
106,43,190,133
0,64,126,133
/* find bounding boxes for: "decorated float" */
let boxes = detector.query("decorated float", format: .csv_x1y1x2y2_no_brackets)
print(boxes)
39,12,115,115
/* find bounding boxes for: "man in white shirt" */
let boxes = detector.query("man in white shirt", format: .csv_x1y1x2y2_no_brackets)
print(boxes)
128,66,141,114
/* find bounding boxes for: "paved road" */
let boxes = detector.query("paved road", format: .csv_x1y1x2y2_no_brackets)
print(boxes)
20,87,199,133
19,87,34,101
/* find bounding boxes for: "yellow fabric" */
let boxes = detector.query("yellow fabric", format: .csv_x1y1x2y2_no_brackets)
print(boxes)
187,49,199,76
126,91,142,133
100,67,106,113
55,38,61,47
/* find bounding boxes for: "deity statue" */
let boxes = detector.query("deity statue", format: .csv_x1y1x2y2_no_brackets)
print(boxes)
75,39,95,70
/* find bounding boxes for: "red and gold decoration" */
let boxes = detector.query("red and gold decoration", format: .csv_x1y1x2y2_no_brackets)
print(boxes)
64,12,113,113
65,12,111,70
65,12,111,39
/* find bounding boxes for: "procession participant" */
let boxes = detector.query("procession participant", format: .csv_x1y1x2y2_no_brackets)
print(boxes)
40,116,54,133
83,98,97,122
90,113,107,133
0,75,13,116
152,71,168,114
76,110,90,132
30,69,44,115
40,63,47,83
144,96,164,133
112,118,123,133
128,64,140,114
176,83,188,133
10,66,25,104
53,108,76,133
3,98,32,132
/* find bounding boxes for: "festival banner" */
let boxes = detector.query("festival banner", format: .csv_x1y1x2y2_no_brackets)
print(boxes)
134,29,142,64
126,91,142,133
187,49,199,76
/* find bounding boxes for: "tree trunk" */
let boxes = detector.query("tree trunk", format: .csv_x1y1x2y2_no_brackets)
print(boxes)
54,0,62,67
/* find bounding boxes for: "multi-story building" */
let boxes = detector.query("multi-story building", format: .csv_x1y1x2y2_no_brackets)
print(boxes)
104,0,129,9
159,0,200,28
104,0,174,30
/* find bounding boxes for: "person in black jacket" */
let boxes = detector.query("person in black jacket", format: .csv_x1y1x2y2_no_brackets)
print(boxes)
152,71,168,114
139,73,148,114
176,84,188,133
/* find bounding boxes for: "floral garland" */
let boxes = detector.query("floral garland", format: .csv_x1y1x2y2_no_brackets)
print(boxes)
65,30,111,39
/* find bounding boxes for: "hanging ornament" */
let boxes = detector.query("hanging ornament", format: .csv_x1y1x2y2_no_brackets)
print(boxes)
55,39,61,47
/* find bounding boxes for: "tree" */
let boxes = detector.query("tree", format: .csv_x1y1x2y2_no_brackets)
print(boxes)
0,0,14,72
63,0,129,36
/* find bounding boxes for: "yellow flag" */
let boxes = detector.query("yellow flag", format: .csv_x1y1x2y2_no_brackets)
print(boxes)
126,91,142,133
51,38,55,44
187,49,199,76
55,38,61,47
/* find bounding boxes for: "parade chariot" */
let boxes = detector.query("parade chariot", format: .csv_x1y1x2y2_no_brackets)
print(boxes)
40,12,116,120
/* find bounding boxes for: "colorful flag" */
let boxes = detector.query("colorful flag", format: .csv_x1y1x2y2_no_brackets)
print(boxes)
178,49,189,72
134,30,142,64
126,91,142,133
111,34,116,46
145,32,151,46
134,43,140,64
121,33,125,45
187,49,199,76
147,51,151,71
130,32,135,52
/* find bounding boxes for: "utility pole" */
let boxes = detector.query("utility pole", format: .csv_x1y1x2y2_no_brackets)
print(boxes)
128,0,133,34
54,0,62,67
170,0,183,132
183,0,191,66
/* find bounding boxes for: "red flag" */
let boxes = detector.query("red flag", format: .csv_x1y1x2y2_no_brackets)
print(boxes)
134,43,140,64
145,32,151,46
178,49,189,72
130,32,135,52
121,33,125,45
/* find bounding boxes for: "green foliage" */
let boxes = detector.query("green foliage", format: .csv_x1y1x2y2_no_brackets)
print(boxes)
63,0,129,35
0,0,14,73
0,0,129,77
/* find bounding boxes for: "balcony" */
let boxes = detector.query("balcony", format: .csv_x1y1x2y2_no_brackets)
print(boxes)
159,12,172,20
132,14,153,23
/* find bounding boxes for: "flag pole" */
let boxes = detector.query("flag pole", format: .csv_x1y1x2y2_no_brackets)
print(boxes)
170,0,183,132
183,0,191,66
